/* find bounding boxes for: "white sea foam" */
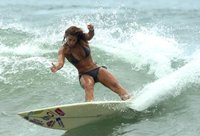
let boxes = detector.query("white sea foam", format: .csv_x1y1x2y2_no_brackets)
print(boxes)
94,27,183,78
129,54,200,111
0,43,41,56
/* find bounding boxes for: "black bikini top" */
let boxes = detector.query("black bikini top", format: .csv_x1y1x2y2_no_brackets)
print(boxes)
66,45,90,65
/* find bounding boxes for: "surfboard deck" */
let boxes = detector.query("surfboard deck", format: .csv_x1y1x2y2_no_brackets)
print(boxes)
18,101,131,131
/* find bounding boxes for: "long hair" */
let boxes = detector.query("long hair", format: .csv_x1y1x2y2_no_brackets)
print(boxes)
63,26,88,46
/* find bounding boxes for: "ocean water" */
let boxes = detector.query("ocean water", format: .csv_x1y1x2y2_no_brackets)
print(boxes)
1,0,200,135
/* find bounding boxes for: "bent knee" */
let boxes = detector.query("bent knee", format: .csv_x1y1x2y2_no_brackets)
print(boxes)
80,75,95,89
83,83,94,90
80,79,94,90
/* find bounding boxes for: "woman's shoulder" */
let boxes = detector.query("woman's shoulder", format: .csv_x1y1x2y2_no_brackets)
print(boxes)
79,44,89,48
79,41,90,48
58,45,69,54
58,46,64,51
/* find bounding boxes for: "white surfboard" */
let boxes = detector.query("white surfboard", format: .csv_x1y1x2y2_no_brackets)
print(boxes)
18,101,131,131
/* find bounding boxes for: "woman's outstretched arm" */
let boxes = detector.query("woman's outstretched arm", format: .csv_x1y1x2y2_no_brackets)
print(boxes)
50,47,65,73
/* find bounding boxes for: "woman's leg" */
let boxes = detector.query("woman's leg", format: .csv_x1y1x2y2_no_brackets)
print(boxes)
79,75,95,102
97,68,130,100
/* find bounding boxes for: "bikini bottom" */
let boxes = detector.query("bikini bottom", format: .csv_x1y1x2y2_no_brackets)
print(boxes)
79,66,107,83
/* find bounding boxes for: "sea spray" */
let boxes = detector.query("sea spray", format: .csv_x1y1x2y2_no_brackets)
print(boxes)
94,27,182,78
129,55,200,111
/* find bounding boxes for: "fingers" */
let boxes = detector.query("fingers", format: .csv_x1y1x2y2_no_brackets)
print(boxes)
87,24,94,31
50,66,55,73
50,63,57,73
51,67,57,73
52,63,55,66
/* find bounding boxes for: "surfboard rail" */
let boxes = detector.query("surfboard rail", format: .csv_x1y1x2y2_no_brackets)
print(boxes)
18,101,131,131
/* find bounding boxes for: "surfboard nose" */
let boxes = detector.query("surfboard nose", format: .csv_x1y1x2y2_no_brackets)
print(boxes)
18,112,28,119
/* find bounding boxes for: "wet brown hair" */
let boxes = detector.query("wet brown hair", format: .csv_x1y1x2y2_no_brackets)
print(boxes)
63,26,88,46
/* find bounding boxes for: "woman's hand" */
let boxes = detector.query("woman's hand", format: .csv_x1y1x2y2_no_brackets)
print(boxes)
87,24,94,32
50,63,58,73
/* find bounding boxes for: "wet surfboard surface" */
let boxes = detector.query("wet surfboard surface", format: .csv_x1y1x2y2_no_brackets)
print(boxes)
18,101,131,131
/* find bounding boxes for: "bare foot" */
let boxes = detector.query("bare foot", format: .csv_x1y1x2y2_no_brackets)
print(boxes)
120,94,131,101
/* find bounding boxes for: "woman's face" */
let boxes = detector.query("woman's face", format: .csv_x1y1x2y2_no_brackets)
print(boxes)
66,35,77,47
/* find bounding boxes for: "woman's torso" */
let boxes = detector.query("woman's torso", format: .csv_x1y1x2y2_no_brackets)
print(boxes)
63,44,97,74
